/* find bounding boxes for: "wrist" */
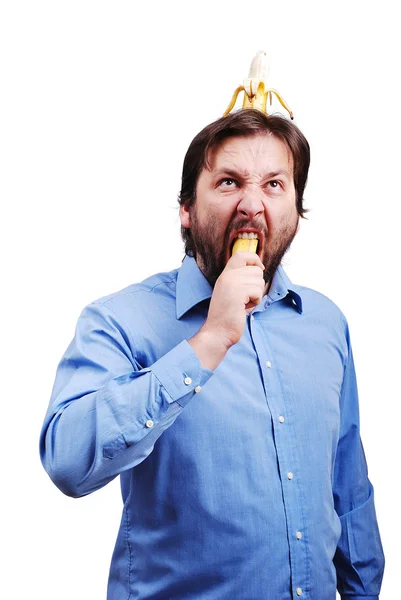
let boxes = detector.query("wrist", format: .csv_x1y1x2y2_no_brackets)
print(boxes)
188,326,231,371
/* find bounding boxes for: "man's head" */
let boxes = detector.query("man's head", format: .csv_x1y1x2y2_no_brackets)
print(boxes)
178,109,310,286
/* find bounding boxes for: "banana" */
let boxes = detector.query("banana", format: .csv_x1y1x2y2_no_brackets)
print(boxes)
223,51,293,120
232,238,259,255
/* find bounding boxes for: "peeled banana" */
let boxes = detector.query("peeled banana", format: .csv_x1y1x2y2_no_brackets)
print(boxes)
232,238,259,255
223,50,293,120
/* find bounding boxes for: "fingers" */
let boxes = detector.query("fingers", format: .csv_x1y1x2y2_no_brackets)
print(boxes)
226,251,265,271
204,252,266,348
245,282,264,312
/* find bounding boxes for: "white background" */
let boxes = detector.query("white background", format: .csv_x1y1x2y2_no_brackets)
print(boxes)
1,0,399,598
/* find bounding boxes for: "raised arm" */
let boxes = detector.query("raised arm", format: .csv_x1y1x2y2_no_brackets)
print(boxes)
39,301,213,498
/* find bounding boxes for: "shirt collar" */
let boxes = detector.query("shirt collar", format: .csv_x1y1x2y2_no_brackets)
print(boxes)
176,256,213,319
266,263,303,314
176,255,303,319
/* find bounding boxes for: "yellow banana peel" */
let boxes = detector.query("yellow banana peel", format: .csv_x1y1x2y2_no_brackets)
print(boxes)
223,51,293,120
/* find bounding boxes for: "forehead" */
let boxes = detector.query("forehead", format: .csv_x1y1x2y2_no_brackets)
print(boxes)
207,133,293,176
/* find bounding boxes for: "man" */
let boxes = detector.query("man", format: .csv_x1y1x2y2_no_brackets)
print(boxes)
40,109,384,599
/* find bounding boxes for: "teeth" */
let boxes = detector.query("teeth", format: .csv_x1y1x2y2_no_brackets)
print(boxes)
237,232,259,239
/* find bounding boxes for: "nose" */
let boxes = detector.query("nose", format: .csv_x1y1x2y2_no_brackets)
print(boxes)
236,186,264,219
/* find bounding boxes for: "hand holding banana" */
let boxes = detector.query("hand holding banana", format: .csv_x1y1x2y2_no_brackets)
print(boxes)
189,244,265,370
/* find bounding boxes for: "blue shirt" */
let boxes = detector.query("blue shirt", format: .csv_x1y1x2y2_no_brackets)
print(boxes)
40,256,384,600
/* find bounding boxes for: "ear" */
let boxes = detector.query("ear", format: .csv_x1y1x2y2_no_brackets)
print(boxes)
180,202,191,229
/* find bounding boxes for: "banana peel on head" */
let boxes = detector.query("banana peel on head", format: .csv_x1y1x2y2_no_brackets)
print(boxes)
223,50,294,120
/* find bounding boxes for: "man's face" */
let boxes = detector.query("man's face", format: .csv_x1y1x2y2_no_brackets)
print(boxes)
180,133,299,287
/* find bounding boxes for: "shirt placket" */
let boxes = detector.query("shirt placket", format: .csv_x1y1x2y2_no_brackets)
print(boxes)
248,310,310,599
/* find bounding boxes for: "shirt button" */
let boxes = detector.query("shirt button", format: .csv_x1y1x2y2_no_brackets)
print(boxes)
296,531,303,540
287,472,294,480
145,419,154,428
266,360,272,368
184,377,192,385
194,385,202,393
279,415,285,423
296,588,303,596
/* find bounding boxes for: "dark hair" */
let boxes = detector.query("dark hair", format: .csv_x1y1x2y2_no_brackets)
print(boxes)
178,109,310,256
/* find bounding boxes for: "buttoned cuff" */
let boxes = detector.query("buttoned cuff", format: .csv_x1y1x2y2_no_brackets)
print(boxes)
151,339,213,407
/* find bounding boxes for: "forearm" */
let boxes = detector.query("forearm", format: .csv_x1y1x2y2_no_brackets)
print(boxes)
335,480,384,598
41,369,178,497
40,304,213,498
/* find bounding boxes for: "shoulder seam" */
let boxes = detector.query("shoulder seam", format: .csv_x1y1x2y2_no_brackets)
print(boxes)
94,277,177,306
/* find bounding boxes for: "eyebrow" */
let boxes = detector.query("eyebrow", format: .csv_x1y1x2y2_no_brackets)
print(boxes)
212,167,291,180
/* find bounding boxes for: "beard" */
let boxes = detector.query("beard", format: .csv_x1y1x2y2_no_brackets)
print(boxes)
188,209,299,288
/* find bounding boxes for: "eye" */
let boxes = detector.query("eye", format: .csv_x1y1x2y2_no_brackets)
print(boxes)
218,178,238,189
268,180,280,189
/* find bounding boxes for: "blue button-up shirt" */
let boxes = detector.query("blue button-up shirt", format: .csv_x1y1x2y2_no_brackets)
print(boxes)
40,256,384,599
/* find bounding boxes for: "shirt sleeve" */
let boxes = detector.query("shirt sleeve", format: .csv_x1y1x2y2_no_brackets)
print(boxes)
333,319,385,599
39,301,213,498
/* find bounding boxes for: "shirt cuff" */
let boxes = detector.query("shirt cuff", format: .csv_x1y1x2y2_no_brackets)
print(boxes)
151,339,213,407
